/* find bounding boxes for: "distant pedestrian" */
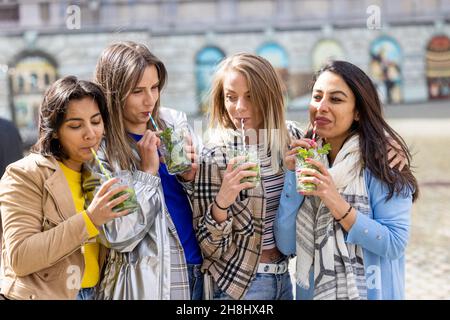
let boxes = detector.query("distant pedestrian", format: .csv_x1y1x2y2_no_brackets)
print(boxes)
0,117,23,294
0,117,23,178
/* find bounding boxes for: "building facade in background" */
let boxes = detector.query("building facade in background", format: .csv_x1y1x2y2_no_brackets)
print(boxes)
0,0,449,146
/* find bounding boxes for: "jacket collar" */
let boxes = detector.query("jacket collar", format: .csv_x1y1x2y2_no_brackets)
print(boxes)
32,153,78,220
32,153,59,170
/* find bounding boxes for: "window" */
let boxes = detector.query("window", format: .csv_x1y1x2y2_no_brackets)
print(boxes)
30,73,38,89
195,46,225,113
256,42,288,69
10,53,58,147
256,42,289,97
40,2,50,23
44,73,50,86
311,39,345,71
17,75,24,94
0,3,19,22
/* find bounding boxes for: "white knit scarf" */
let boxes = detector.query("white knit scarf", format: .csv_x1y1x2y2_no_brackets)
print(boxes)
295,134,369,300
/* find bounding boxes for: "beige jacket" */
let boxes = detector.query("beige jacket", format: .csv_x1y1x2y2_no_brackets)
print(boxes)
0,153,106,300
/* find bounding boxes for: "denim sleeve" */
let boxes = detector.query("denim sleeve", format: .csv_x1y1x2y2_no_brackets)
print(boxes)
346,171,412,260
274,170,304,256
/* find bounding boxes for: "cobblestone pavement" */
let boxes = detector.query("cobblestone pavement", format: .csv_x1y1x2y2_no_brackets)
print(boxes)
394,121,450,300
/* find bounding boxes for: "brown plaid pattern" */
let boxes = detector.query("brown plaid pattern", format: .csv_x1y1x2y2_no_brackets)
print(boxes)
192,122,304,299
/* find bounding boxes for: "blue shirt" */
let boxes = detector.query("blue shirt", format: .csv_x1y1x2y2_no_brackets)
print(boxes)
274,169,412,300
129,133,202,265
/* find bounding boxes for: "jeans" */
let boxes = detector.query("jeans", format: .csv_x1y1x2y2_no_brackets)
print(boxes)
187,264,204,300
76,287,96,300
213,271,293,300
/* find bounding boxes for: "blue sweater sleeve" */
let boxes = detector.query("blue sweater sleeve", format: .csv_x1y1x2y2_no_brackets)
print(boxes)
346,170,412,260
274,170,304,256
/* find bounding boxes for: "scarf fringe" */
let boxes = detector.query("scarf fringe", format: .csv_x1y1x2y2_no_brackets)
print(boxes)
295,272,310,290
295,135,368,300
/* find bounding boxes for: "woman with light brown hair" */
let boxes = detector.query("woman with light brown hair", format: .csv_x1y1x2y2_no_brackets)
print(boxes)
86,41,200,299
192,53,304,300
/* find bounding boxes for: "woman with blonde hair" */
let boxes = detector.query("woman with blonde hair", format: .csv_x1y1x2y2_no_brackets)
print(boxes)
192,53,304,300
86,41,200,299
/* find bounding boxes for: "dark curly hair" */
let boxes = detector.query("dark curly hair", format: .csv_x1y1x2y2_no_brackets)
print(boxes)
31,75,109,160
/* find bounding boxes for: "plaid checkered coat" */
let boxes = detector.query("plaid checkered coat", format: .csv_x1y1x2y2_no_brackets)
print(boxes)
191,121,304,299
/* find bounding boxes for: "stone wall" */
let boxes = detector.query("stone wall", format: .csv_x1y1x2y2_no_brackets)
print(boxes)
0,22,448,120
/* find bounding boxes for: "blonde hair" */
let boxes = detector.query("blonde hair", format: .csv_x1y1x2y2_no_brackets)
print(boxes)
208,53,289,170
94,41,167,170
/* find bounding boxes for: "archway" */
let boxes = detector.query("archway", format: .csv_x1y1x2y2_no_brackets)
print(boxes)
256,42,290,102
426,35,450,100
311,39,345,72
8,50,58,146
195,46,225,114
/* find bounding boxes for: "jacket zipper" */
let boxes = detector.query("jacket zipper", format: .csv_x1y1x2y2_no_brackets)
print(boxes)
158,188,165,299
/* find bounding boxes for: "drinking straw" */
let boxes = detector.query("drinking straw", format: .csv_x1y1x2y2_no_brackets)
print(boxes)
312,122,317,143
90,148,112,180
241,118,246,150
149,113,159,131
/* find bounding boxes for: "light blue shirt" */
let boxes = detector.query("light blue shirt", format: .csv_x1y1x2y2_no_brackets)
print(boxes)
274,169,412,300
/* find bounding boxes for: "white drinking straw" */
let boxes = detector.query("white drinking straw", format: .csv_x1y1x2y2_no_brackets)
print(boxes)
241,118,246,150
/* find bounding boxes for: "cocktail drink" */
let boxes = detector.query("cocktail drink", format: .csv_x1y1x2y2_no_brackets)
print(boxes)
110,171,139,213
160,126,192,175
95,170,140,213
90,148,139,213
227,145,261,187
295,143,331,192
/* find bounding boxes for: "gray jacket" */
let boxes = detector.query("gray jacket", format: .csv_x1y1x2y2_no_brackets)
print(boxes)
159,106,203,154
84,107,192,300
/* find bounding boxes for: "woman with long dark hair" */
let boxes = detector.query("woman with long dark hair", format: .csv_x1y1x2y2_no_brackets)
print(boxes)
0,76,129,299
275,60,418,300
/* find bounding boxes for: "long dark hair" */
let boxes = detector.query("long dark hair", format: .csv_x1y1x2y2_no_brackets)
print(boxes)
310,60,419,202
31,76,109,160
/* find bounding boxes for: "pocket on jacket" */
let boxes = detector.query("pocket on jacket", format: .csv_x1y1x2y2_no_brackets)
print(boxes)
41,216,59,231
42,198,65,228
35,259,69,282
3,278,37,300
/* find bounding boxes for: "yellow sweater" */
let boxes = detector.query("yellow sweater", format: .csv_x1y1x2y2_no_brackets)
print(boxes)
58,162,100,288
